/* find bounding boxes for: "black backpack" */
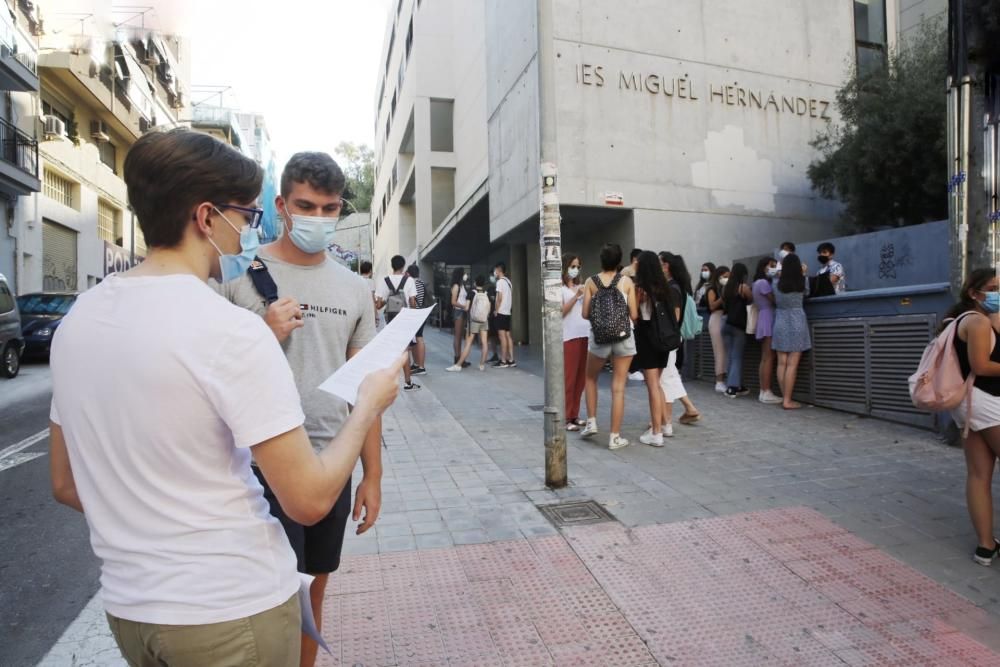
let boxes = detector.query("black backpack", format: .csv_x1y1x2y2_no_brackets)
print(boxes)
590,273,631,345
647,296,681,353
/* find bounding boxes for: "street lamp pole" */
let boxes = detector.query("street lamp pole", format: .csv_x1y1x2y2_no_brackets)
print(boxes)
537,0,567,488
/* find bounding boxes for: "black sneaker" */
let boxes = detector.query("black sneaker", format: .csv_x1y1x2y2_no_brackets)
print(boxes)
506,360,517,368
410,364,419,371
461,361,471,368
487,355,500,363
736,386,750,396
725,387,739,398
404,382,421,391
411,367,427,376
973,540,1000,566
492,360,505,368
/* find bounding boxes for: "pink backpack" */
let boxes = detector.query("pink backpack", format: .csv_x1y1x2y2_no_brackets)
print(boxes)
909,311,978,429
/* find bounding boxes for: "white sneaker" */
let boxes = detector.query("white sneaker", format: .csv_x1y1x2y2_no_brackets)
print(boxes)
608,434,630,450
661,423,674,437
446,364,463,372
640,430,664,447
478,363,485,371
629,371,644,382
715,382,727,393
759,391,782,404
580,419,599,438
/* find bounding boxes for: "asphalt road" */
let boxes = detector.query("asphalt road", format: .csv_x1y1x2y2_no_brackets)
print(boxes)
0,362,101,667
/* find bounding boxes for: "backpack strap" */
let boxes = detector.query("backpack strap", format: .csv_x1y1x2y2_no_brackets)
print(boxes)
385,276,395,294
248,256,279,305
397,274,408,293
609,273,622,289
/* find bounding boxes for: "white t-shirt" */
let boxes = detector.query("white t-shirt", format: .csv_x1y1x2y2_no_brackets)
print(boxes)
375,273,417,304
496,277,513,316
562,284,588,341
49,274,302,625
454,284,469,310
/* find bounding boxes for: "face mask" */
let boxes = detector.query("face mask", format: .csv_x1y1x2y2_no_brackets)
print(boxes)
568,267,580,279
778,250,789,260
818,255,831,265
719,277,729,287
285,208,337,254
208,208,260,283
490,275,497,284
981,291,1000,314
766,267,778,278
700,270,710,280
462,274,468,282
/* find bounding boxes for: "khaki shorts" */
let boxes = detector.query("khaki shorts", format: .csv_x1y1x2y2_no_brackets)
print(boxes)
107,593,300,667
588,332,636,359
469,320,489,335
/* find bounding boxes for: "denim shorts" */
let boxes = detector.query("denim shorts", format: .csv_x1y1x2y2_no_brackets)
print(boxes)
588,332,636,359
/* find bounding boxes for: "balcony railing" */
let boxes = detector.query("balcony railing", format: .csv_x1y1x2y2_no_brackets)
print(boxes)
0,116,38,177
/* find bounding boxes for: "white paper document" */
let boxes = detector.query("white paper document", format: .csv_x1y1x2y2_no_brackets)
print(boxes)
298,573,331,654
318,306,434,404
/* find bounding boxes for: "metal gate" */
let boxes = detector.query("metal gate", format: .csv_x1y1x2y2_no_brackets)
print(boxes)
42,219,77,291
691,313,937,428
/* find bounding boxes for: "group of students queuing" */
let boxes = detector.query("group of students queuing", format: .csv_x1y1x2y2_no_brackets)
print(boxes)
697,240,846,409
445,263,516,371
560,244,703,450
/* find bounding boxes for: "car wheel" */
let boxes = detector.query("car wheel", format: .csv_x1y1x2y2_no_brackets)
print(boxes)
1,343,20,378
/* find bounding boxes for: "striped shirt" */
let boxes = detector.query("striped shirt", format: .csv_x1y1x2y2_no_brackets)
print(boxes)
413,278,428,309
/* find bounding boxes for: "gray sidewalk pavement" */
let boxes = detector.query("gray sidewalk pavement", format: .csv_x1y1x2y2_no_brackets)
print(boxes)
360,328,1000,629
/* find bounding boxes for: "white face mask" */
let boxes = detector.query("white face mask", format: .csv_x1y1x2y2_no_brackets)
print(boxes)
567,267,580,279
719,277,729,287
700,270,710,280
766,266,778,278
778,249,790,260
462,274,468,282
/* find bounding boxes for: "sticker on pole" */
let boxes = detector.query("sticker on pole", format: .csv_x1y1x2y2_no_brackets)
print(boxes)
542,236,562,273
604,192,624,206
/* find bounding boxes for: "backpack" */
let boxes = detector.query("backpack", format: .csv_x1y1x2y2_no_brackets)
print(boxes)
589,273,631,345
908,311,980,432
383,274,408,319
647,296,682,353
680,294,703,340
470,290,490,323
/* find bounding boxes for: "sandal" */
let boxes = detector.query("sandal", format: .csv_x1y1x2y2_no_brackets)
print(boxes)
678,412,702,425
566,422,581,431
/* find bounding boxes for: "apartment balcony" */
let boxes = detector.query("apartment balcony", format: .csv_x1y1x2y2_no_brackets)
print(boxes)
0,43,38,92
0,116,40,195
191,105,247,151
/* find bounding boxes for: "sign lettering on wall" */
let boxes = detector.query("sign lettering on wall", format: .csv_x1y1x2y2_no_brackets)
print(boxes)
575,64,833,121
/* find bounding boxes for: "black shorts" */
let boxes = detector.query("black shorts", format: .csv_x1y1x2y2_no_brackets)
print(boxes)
253,467,352,574
495,314,512,331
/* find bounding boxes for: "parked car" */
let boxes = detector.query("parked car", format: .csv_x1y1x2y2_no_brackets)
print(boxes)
0,273,24,378
16,292,78,359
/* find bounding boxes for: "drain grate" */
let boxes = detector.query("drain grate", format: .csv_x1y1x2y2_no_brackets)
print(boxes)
537,500,616,527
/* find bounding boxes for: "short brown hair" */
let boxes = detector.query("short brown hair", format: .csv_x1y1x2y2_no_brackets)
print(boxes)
124,129,262,248
280,152,346,198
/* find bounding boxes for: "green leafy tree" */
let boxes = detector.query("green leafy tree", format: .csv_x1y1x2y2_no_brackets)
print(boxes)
334,141,375,213
808,22,947,231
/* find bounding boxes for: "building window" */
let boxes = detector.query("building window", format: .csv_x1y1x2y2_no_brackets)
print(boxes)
430,99,455,152
41,100,71,127
98,141,117,174
43,169,75,208
855,0,887,77
97,199,123,245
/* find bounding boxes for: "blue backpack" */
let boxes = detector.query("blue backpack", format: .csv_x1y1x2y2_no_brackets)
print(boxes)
679,294,703,340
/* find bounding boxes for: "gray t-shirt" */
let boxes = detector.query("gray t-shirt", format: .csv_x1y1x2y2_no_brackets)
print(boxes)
218,251,376,450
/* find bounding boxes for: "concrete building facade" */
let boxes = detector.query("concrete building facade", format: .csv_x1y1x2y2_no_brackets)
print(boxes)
371,0,913,345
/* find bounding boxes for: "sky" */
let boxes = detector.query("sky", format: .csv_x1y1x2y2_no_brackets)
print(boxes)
49,0,393,169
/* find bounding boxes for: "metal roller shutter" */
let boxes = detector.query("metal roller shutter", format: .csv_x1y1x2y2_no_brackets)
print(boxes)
868,315,937,428
42,220,78,291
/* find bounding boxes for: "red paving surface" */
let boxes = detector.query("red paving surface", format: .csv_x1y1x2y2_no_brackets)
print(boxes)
317,507,1000,666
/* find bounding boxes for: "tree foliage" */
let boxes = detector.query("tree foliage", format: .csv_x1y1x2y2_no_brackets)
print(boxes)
334,141,375,213
808,22,948,231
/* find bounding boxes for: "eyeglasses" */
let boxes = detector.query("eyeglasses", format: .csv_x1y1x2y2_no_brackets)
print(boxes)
214,203,264,229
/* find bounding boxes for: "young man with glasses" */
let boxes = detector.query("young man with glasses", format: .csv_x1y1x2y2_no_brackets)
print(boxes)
218,151,381,667
48,129,403,666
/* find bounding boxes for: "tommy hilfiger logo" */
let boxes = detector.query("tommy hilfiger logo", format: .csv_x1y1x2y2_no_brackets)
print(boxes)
299,304,348,317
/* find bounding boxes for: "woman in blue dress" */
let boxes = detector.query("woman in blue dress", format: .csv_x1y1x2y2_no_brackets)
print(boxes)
772,253,811,410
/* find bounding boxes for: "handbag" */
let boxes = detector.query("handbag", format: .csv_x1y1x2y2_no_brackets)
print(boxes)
745,303,758,335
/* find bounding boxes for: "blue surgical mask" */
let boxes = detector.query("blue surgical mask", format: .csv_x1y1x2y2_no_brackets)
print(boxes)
982,291,1000,314
208,208,259,283
568,267,580,279
286,210,337,254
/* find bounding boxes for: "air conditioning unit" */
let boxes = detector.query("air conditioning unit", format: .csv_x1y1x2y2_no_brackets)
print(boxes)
171,91,184,110
90,120,110,143
42,115,66,140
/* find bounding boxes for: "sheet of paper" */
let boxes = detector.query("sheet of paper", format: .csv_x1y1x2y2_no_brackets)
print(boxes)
318,306,434,404
298,573,331,654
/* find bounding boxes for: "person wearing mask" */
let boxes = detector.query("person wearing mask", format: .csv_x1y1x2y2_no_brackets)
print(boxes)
560,255,589,430
695,262,716,304
816,242,846,295
450,267,470,367
752,257,782,404
706,265,729,392
772,253,811,409
581,243,639,450
630,251,678,447
948,268,1000,566
493,262,516,368
721,263,752,397
447,275,491,372
660,252,701,426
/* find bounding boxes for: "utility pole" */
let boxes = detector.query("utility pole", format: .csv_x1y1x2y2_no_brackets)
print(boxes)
537,0,566,488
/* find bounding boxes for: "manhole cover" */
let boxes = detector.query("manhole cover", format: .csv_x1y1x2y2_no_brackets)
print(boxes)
537,500,616,527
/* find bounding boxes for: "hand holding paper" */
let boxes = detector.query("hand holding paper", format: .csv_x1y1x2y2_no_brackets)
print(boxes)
318,306,434,404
